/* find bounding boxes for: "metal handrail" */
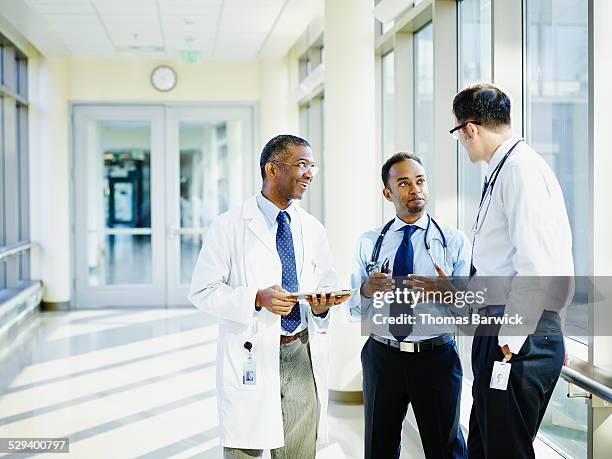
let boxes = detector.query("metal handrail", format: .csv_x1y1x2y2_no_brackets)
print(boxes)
561,366,612,403
0,241,35,262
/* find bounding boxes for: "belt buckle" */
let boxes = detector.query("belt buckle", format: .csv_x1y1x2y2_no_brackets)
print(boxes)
399,341,416,353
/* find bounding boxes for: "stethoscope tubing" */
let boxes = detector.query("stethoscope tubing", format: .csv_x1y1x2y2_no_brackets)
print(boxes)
369,214,449,272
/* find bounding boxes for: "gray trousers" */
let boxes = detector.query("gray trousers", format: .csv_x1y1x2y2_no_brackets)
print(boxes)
224,331,318,459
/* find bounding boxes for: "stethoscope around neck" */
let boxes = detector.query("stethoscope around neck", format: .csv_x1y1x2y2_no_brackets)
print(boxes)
366,214,448,275
472,139,523,236
469,139,523,278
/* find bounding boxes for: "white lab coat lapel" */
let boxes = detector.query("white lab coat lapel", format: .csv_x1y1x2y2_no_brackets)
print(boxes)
244,196,277,257
242,197,282,296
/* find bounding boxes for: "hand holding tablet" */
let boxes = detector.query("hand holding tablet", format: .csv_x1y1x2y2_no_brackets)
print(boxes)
289,288,358,300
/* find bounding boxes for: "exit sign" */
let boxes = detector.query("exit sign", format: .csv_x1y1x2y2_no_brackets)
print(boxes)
180,50,200,65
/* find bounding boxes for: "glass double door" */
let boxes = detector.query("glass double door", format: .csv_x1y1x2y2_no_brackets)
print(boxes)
72,105,254,307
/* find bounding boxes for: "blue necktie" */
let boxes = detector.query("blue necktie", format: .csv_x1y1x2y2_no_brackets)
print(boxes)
390,224,418,341
276,211,301,333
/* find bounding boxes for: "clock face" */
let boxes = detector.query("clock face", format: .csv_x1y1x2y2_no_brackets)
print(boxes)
151,65,177,92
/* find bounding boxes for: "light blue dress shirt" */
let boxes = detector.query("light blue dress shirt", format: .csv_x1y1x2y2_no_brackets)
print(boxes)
346,213,472,341
256,192,325,336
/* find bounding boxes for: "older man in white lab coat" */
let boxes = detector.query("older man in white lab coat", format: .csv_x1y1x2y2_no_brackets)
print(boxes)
189,135,349,459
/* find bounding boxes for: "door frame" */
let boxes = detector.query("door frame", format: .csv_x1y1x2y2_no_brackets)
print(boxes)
70,102,258,308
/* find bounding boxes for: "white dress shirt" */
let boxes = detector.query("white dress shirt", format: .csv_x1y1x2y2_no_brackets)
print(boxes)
471,135,574,353
347,213,472,341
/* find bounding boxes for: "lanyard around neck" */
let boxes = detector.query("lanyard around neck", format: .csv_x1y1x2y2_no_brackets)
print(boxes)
469,139,523,278
478,139,523,208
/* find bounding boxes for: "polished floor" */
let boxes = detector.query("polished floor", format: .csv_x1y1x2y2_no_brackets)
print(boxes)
0,309,365,459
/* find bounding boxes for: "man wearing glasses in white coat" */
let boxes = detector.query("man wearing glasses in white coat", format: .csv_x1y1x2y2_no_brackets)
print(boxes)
189,135,350,459
409,84,574,458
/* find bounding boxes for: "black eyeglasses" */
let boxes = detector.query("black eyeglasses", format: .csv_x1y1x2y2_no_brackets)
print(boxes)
449,120,480,140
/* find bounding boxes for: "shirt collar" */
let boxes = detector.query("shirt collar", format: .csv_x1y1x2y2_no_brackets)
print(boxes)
486,135,523,179
392,213,428,232
256,191,297,226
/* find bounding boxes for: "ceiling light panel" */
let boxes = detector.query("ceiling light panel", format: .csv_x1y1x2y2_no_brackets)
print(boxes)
27,3,96,14
158,4,221,16
95,4,158,16
161,15,218,30
43,13,102,27
219,4,281,31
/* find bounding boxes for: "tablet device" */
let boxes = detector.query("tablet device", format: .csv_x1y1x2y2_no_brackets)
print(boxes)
289,288,358,299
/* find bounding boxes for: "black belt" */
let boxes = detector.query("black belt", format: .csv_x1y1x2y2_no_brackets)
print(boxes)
370,333,454,353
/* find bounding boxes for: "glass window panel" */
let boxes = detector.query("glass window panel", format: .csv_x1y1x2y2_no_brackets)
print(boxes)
538,378,588,458
17,59,27,100
459,0,492,87
88,121,152,286
381,50,395,160
0,95,4,289
525,0,589,278
178,119,243,284
0,46,4,84
181,234,204,285
457,0,492,381
179,121,230,230
98,234,152,285
525,2,589,455
414,23,434,173
18,104,29,281
525,0,589,346
1,46,16,91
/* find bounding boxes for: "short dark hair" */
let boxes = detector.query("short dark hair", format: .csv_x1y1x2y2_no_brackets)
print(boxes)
381,152,423,187
452,83,511,129
260,135,311,180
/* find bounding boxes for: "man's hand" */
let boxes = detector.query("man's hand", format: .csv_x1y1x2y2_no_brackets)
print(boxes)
402,263,456,295
501,344,513,361
255,285,298,316
306,292,351,316
361,269,395,299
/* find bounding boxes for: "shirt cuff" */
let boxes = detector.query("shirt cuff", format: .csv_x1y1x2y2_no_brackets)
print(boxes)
498,335,528,355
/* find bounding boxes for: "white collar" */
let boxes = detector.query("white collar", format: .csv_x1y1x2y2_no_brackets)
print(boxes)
486,135,523,179
391,213,428,233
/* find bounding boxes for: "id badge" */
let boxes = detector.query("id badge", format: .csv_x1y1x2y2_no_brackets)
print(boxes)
243,355,256,385
490,360,511,391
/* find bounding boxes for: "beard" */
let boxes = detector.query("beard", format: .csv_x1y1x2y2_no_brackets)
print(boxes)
406,205,425,214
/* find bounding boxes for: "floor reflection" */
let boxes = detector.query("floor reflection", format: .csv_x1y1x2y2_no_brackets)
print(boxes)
0,308,367,459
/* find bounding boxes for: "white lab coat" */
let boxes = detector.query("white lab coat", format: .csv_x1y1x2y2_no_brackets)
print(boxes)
188,195,338,450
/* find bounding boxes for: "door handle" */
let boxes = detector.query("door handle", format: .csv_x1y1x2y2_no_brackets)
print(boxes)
168,225,208,239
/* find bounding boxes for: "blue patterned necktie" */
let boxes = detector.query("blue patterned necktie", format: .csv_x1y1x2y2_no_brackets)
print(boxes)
276,211,301,333
389,224,418,341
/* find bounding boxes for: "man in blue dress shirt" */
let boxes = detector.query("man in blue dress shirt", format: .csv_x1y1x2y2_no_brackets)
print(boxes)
347,152,470,459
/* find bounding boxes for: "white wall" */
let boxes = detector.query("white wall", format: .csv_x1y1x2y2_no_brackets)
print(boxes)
29,58,262,303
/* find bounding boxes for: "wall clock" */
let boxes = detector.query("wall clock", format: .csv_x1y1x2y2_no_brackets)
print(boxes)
151,65,177,92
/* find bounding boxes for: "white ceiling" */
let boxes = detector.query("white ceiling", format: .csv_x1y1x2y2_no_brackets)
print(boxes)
11,0,316,59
